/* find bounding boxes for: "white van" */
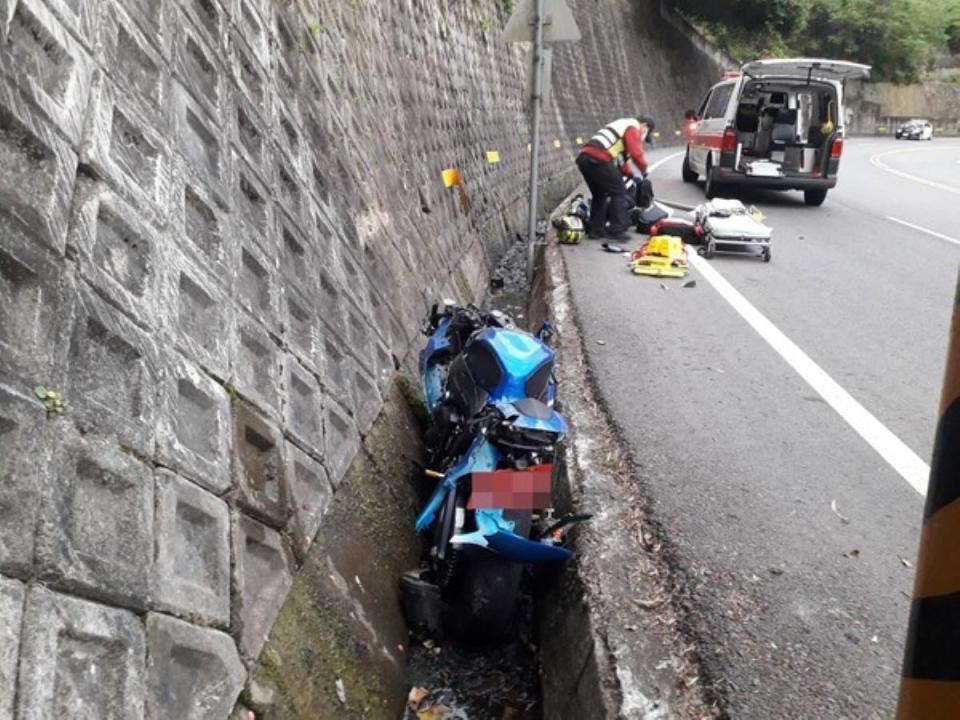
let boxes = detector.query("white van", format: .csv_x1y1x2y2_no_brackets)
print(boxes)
682,59,871,206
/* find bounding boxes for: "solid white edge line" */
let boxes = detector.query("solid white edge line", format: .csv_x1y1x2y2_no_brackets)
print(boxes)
886,216,960,247
687,251,930,496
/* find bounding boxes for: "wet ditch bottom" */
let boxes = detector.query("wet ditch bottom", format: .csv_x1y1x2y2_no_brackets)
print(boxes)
402,233,547,720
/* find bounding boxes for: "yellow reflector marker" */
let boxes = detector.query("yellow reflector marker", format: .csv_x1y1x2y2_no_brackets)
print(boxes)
575,136,583,144
441,168,461,187
553,139,561,148
652,131,660,138
674,129,682,136
527,143,531,152
486,151,501,163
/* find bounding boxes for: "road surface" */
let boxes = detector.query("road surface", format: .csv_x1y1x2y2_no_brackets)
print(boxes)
560,138,960,718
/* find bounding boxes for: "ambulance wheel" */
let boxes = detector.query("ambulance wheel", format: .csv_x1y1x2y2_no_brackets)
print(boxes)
804,189,828,206
682,150,698,183
704,164,722,199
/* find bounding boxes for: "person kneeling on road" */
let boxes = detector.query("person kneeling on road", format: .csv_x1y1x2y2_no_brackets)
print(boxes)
576,115,655,241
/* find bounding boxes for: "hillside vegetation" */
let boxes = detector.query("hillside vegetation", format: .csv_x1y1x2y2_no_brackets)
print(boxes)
671,0,960,83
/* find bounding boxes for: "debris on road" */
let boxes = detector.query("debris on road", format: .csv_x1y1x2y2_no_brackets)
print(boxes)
409,687,431,711
683,279,697,288
634,597,665,610
844,549,861,559
335,678,346,705
830,499,851,524
900,557,914,568
602,242,627,253
596,339,606,345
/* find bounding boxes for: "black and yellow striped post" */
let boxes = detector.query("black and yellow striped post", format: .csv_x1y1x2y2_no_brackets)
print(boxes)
898,271,960,719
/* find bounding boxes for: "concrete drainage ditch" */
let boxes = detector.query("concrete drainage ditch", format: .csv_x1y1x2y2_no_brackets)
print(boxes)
400,231,547,720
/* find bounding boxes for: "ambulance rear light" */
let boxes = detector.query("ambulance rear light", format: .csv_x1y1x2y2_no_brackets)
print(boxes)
721,128,737,153
830,136,844,159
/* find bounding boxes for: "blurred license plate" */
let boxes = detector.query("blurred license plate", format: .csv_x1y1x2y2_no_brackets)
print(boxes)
467,465,553,509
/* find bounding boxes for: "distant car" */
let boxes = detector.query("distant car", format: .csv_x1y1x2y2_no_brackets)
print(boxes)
895,119,933,141
683,58,872,207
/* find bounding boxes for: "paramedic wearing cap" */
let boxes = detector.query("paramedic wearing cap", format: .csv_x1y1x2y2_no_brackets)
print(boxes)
576,115,655,240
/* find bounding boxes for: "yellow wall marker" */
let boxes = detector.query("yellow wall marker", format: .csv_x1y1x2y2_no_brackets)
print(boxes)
486,151,501,163
441,168,461,187
575,136,583,144
553,139,561,148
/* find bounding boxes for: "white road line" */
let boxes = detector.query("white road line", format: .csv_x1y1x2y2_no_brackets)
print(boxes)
870,146,960,195
647,151,683,174
886,216,960,247
687,251,930,496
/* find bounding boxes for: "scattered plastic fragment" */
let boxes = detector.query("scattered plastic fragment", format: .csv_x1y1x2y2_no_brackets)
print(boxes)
634,597,663,610
830,499,851,524
408,687,430,711
844,549,861,559
418,704,453,720
682,280,697,288
900,557,914,568
335,678,346,705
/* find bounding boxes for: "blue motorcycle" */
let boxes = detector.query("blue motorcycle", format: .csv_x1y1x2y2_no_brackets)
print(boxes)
415,303,589,635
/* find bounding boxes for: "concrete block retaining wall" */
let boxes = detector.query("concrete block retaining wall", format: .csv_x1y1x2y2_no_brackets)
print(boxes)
0,0,721,717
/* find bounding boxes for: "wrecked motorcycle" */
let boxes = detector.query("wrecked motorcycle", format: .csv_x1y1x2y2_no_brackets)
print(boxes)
412,302,588,637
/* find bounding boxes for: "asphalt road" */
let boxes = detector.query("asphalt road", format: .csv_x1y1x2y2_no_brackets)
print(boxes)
561,138,960,719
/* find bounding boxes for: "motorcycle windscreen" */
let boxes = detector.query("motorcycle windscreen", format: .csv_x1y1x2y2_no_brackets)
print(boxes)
467,465,552,510
486,530,573,563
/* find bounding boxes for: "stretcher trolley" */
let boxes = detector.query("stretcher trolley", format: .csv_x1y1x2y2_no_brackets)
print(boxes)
695,199,772,262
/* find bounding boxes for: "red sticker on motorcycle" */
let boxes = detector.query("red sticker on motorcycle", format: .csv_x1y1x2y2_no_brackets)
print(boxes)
467,465,553,509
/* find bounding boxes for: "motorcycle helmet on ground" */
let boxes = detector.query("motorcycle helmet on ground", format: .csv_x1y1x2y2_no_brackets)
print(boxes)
557,215,585,244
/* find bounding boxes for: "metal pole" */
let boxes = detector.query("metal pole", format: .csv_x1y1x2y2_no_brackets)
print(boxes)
897,269,960,718
526,0,545,282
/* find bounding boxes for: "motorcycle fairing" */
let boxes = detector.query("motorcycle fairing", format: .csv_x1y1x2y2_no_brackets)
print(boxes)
420,315,453,410
473,328,554,400
494,399,568,436
414,435,498,533
451,508,573,562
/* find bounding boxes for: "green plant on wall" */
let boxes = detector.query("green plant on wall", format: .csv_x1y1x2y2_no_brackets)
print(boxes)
34,386,67,417
476,15,493,41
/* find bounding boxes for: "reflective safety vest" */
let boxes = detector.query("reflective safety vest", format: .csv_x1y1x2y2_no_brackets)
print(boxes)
588,118,641,161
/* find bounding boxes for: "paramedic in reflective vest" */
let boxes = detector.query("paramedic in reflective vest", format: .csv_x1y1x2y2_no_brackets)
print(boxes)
576,115,655,240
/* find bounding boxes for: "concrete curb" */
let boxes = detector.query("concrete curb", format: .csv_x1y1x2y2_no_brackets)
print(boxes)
535,190,719,720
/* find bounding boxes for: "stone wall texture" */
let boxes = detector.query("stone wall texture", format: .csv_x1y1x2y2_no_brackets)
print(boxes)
0,0,721,717
846,80,960,136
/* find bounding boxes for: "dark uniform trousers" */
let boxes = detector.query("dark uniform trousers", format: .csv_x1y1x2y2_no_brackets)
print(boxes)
576,153,629,235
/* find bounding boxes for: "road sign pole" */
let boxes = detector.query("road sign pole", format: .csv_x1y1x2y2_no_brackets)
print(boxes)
897,268,960,717
526,0,545,283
